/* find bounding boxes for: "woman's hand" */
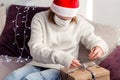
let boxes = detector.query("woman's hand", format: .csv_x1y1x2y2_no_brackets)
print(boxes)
70,59,81,68
89,46,104,60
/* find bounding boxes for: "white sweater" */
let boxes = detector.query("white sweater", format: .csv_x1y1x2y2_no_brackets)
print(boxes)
27,10,108,69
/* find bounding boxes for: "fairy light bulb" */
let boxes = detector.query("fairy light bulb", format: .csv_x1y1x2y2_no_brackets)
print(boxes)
0,55,4,62
4,55,12,62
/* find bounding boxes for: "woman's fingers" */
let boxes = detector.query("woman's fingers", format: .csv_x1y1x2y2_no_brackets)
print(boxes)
72,59,81,66
89,48,94,56
89,52,98,60
89,47,97,60
70,59,81,68
89,46,104,60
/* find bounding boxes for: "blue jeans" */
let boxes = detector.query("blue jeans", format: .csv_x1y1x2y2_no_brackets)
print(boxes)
4,65,60,80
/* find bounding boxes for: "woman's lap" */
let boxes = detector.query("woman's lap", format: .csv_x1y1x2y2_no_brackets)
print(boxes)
23,69,60,80
4,65,60,80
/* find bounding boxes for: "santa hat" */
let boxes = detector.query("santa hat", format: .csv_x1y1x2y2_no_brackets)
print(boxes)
50,0,79,17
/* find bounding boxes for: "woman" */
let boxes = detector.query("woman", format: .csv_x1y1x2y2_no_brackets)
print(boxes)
4,0,108,80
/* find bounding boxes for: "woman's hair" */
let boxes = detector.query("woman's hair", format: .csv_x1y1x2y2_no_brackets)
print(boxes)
48,9,78,24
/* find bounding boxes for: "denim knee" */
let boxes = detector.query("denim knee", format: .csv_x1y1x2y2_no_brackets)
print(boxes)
4,70,21,80
23,72,44,80
4,65,39,80
23,69,60,80
40,69,60,80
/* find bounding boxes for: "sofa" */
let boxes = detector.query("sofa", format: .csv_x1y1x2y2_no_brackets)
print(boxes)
0,3,120,80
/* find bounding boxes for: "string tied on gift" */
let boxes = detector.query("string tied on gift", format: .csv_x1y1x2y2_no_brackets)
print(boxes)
60,61,97,80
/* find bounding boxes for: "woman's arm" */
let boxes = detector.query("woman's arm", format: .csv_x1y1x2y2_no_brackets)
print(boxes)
81,22,109,59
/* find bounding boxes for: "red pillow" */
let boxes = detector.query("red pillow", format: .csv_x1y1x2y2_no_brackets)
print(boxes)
0,4,48,58
100,46,120,80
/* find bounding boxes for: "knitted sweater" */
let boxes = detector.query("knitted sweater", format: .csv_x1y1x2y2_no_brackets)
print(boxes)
27,10,108,69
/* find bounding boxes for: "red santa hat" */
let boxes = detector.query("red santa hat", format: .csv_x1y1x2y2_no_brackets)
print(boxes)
50,0,79,17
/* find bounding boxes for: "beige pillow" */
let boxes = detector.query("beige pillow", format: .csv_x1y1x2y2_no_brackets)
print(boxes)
93,23,120,63
93,23,120,53
78,21,120,64
0,3,6,36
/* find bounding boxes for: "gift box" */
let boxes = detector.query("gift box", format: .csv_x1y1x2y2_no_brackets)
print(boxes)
60,63,110,80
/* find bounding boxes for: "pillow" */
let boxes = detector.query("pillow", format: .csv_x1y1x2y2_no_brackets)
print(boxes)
93,23,120,53
93,23,120,63
0,4,49,58
118,38,120,46
0,3,6,36
78,22,120,64
100,46,120,80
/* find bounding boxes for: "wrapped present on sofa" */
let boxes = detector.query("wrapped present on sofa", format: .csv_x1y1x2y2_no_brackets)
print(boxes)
60,62,110,80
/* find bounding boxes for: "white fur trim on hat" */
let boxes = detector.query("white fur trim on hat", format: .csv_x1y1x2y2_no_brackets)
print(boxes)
50,3,79,17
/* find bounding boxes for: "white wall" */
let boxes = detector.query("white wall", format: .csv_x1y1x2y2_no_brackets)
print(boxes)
92,0,120,26
78,0,87,17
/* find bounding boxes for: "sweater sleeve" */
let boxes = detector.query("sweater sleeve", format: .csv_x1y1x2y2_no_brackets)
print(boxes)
81,22,109,57
28,13,74,68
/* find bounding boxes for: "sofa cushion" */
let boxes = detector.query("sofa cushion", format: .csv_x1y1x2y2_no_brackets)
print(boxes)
0,4,49,57
78,22,120,64
100,46,120,80
0,3,6,36
94,23,120,53
94,23,120,62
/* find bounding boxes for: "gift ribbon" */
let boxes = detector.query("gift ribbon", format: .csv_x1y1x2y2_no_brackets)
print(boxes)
86,68,96,80
66,61,96,80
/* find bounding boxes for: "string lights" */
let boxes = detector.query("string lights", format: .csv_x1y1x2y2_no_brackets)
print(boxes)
0,1,36,63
